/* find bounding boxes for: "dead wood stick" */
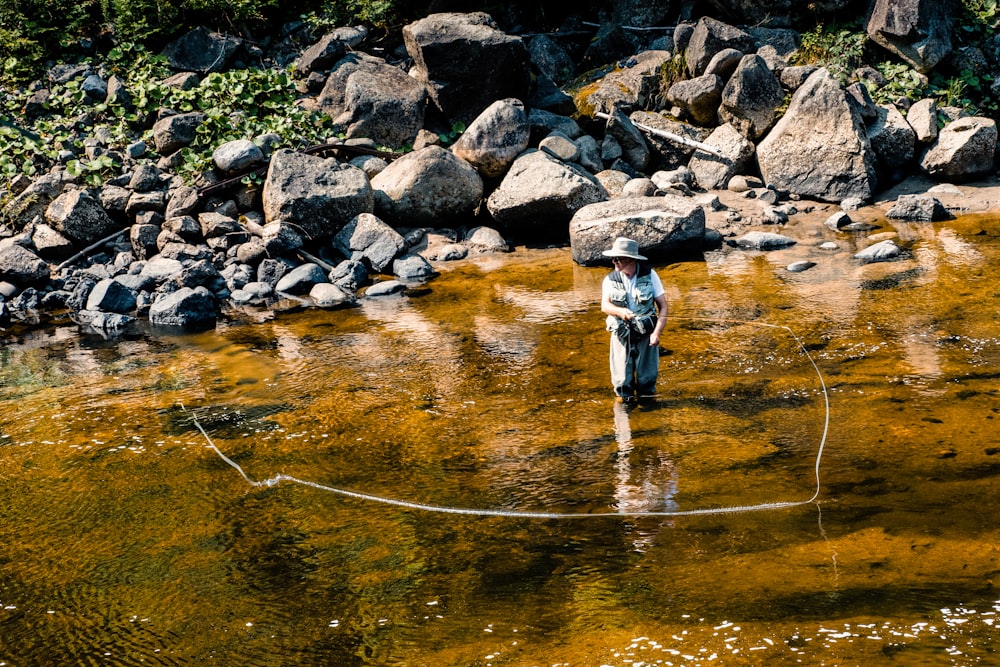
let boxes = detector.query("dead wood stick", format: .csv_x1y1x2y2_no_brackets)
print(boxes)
594,111,724,158
297,248,336,273
55,229,128,272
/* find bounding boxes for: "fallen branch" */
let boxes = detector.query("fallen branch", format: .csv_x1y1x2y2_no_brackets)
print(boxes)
595,111,724,158
297,248,336,273
55,229,128,272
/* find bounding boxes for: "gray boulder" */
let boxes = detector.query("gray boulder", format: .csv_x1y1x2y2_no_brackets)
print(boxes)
152,112,207,155
309,282,355,307
688,123,755,190
45,189,120,246
161,26,241,73
275,263,328,295
866,0,953,73
403,12,531,125
854,239,901,262
730,231,797,249
686,17,756,78
886,194,950,221
149,286,217,328
604,106,650,173
568,196,706,266
31,224,74,260
666,74,724,127
318,53,427,150
527,34,575,85
86,278,137,313
451,99,531,179
907,98,939,143
0,245,49,285
573,50,673,116
757,68,878,203
294,26,368,78
212,139,265,175
333,213,405,273
371,146,483,225
392,253,436,281
262,149,373,239
867,104,916,184
486,150,608,230
718,54,784,140
919,116,997,182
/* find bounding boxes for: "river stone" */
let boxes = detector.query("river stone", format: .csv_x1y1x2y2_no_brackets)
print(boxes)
569,195,706,266
365,279,407,296
718,54,784,140
886,194,950,221
212,139,265,175
392,253,436,281
45,189,120,246
486,150,608,231
451,98,531,179
854,239,900,262
309,282,355,308
919,116,997,182
730,231,797,249
333,212,405,273
275,263,328,295
86,278,137,313
372,146,484,225
149,286,217,328
787,261,816,272
688,123,756,190
0,245,50,285
262,149,373,240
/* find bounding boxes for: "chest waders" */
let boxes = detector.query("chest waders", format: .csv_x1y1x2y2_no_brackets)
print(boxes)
606,267,659,400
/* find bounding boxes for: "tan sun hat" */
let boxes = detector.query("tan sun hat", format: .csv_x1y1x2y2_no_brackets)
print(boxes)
601,237,647,260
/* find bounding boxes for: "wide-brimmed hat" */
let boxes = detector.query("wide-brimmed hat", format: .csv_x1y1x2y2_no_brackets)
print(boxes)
601,237,647,260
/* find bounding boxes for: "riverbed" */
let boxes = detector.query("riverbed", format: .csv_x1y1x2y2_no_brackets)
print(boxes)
1,207,999,665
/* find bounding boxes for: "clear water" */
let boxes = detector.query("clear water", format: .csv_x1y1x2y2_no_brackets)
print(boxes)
1,212,999,665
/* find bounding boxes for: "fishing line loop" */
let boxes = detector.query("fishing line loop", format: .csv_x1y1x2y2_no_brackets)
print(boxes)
184,315,830,518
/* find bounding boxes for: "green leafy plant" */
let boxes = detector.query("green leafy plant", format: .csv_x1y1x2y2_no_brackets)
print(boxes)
792,23,869,85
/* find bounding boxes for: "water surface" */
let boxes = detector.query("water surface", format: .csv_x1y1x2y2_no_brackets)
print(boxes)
1,212,999,665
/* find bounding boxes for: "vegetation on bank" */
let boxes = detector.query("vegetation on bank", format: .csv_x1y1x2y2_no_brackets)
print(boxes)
1,0,1000,207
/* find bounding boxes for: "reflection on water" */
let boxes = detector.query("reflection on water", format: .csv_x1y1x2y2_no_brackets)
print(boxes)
1,212,1000,665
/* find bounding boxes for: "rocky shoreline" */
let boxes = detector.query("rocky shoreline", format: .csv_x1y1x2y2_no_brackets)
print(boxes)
1,7,998,335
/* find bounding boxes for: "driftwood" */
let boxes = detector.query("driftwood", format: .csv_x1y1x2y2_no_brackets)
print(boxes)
595,111,724,158
55,228,127,272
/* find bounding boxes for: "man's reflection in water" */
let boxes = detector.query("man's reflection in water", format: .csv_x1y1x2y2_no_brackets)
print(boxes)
612,402,679,516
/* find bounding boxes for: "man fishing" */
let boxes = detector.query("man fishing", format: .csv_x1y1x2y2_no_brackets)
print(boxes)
600,237,668,403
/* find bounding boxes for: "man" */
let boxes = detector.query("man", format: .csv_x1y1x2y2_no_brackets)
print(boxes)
600,237,668,403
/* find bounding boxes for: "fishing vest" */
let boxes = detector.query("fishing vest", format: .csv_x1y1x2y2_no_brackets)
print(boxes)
607,266,657,318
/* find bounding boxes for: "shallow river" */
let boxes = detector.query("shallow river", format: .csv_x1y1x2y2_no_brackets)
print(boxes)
1,210,999,666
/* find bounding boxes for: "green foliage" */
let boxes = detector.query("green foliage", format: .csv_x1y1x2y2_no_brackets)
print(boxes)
436,121,466,146
958,0,1000,41
302,0,400,33
792,23,869,85
0,42,337,191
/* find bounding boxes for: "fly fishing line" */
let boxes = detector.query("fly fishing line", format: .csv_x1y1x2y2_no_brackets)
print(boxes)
186,316,829,518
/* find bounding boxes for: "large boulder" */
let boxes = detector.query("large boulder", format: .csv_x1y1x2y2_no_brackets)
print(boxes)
867,104,916,184
149,286,217,328
666,74,724,127
685,17,756,78
152,112,207,155
332,213,406,273
371,146,483,225
866,0,953,73
0,245,49,285
486,150,608,232
317,53,427,150
757,68,878,203
451,99,531,179
403,12,532,125
718,54,784,140
919,116,997,182
294,26,369,78
569,196,706,266
161,26,241,73
261,149,374,240
604,106,650,173
573,50,673,116
688,123,756,190
45,189,120,246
